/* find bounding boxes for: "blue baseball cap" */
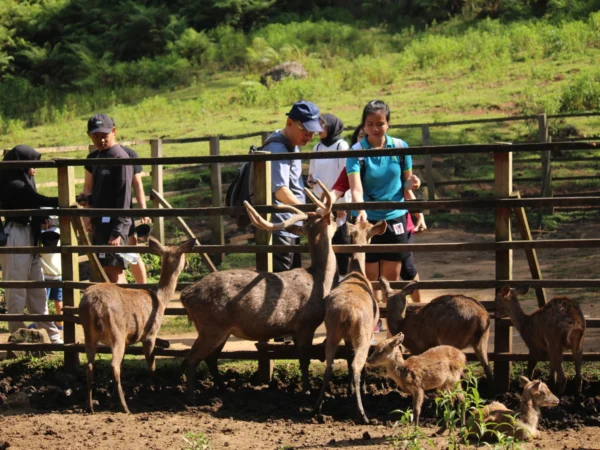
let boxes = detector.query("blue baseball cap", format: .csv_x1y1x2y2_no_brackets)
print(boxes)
286,101,323,133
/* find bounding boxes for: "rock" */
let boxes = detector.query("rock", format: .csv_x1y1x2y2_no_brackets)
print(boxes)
8,328,51,358
6,391,30,409
260,62,308,86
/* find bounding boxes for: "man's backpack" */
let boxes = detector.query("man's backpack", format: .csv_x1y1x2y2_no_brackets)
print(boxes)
225,133,294,228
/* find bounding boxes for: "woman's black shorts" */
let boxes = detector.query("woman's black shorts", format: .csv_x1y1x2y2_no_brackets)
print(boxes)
365,214,409,263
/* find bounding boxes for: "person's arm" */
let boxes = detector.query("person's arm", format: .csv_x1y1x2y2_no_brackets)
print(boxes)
83,170,93,197
111,164,132,239
330,168,350,204
132,173,150,224
275,186,303,205
401,155,426,232
346,156,367,222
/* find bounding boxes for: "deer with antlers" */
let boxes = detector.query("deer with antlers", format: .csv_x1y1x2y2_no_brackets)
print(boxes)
180,180,338,394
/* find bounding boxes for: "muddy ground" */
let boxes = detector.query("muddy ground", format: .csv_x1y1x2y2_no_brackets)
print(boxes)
1,221,600,449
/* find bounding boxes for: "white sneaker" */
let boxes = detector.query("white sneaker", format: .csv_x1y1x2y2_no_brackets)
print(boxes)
53,338,64,345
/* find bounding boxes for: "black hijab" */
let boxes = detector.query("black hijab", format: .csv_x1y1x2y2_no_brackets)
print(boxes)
319,114,345,147
2,144,40,195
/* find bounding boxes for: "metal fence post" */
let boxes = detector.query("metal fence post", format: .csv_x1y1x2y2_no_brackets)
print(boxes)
58,165,81,371
151,139,165,244
253,151,273,382
209,136,224,265
494,150,513,393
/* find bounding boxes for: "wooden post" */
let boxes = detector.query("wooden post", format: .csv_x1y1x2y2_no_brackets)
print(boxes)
421,125,436,202
253,151,273,382
209,137,224,265
58,165,81,371
494,151,513,393
539,114,553,199
511,192,547,307
150,139,165,244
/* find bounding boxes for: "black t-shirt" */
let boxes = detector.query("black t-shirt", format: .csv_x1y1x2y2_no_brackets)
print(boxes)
88,145,133,237
86,146,142,175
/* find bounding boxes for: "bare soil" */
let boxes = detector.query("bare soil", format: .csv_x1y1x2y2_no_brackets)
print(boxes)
1,223,600,449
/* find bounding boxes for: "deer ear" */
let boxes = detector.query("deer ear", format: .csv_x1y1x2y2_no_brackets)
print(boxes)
148,236,165,255
179,238,196,253
368,220,387,239
400,281,418,296
519,376,531,387
346,222,356,235
500,284,511,297
515,285,530,296
392,332,405,347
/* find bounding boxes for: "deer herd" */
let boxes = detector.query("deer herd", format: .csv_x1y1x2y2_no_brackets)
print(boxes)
79,181,587,442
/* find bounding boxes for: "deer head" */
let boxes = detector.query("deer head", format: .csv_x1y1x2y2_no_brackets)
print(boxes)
519,376,559,408
346,220,387,245
496,284,530,317
244,179,337,243
367,332,405,366
149,237,196,286
379,277,418,320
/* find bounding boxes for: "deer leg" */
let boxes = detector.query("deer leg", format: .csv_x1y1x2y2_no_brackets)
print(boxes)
314,333,341,416
412,388,424,428
550,351,566,395
295,329,316,394
84,340,98,414
111,340,130,414
473,332,493,387
345,340,356,396
351,337,371,424
181,331,229,396
205,340,227,390
142,338,157,375
572,331,584,402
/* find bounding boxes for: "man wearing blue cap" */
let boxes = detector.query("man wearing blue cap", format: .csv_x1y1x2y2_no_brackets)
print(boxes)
262,100,323,273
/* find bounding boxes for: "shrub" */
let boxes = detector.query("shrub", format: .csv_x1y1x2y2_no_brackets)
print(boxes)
560,71,600,111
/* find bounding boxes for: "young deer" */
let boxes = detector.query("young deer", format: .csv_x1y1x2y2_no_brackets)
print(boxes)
180,181,338,394
79,237,195,413
367,332,466,427
496,285,586,400
379,278,493,384
314,219,387,424
467,376,559,441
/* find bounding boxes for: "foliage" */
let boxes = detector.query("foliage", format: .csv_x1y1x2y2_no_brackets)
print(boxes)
181,432,211,450
387,408,435,449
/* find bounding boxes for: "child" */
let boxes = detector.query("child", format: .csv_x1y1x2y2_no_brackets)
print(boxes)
307,113,353,275
40,224,63,330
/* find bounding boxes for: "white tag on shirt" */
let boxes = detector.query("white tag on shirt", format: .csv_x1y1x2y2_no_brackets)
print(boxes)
99,253,106,258
102,217,110,223
392,222,404,235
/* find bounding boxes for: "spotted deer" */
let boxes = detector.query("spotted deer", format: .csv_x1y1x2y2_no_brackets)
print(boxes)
80,237,195,413
180,181,338,394
314,219,387,424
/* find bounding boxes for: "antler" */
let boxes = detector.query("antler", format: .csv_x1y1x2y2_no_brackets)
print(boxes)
244,201,308,231
304,179,333,216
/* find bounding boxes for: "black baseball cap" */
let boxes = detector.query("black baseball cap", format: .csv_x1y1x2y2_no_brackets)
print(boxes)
87,113,115,134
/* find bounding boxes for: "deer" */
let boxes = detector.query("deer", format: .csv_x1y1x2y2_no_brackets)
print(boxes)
313,219,387,424
367,332,467,427
379,278,493,385
79,237,196,413
466,376,559,442
496,284,586,400
179,180,338,395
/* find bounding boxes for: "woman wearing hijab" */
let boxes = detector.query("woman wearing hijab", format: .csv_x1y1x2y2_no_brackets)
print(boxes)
1,145,63,344
307,114,353,275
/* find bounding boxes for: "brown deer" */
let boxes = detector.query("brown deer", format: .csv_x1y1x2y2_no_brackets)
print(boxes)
467,376,559,441
314,219,387,424
180,181,338,394
496,285,585,400
379,278,492,384
367,332,466,427
79,237,195,413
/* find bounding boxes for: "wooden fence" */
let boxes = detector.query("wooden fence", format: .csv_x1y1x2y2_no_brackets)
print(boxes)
0,140,599,394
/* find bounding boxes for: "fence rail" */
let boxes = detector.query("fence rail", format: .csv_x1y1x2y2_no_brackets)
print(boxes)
1,134,599,393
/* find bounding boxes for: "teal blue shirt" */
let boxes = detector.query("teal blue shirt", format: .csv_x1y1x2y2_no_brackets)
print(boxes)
346,135,412,221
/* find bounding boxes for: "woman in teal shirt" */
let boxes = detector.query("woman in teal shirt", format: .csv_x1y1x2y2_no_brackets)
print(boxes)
346,100,421,295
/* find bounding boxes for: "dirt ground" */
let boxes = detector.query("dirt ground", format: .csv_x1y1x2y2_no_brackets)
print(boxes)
1,223,600,449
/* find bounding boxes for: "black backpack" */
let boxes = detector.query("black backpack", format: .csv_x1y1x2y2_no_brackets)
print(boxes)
225,133,294,228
